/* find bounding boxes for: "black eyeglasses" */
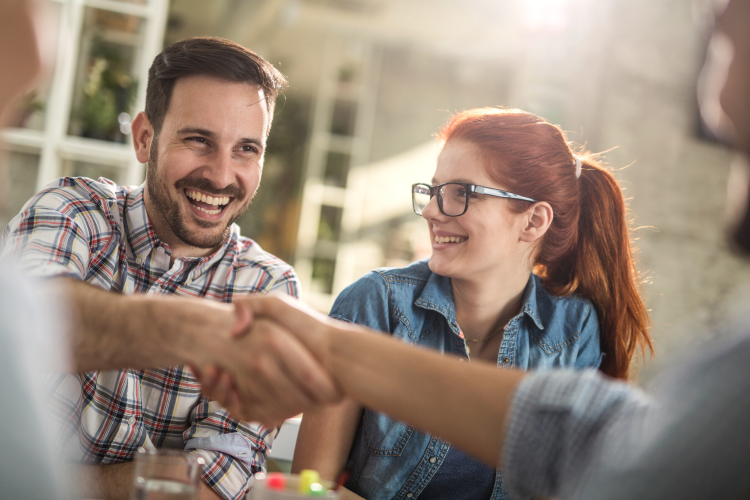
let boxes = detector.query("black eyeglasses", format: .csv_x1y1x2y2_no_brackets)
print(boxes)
412,182,537,217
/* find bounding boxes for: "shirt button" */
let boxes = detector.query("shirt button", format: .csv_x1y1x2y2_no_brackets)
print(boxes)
429,456,437,464
136,257,142,264
502,357,510,364
406,494,414,498
128,416,136,425
157,247,165,254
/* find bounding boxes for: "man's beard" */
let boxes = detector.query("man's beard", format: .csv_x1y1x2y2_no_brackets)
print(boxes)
145,135,251,249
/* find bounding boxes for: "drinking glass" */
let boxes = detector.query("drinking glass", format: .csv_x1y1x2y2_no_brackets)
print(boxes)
130,449,204,500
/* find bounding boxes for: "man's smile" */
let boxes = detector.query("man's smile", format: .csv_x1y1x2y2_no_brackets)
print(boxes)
184,188,233,216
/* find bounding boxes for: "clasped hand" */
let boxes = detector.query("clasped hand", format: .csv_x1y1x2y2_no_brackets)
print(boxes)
192,295,342,426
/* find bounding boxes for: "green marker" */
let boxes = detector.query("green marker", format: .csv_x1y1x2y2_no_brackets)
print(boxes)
308,482,326,496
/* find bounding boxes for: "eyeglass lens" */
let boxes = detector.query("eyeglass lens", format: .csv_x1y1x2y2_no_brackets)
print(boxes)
412,183,468,216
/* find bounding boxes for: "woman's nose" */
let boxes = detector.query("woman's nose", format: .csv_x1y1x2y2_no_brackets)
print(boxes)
421,195,444,221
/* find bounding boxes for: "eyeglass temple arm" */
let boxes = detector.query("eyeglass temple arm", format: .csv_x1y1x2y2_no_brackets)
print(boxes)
471,185,537,203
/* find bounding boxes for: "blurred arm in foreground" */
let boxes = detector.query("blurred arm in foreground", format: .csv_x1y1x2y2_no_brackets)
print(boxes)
207,292,750,500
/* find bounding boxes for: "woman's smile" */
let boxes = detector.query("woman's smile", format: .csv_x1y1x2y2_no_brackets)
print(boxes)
434,235,468,244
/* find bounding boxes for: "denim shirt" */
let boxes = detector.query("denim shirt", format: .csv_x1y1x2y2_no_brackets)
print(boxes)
329,259,602,500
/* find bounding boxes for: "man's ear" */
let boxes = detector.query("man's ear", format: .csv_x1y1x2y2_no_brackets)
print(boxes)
130,111,153,164
520,202,553,243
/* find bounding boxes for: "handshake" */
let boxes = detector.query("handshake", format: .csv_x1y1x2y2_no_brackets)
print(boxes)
190,294,348,426
66,279,518,468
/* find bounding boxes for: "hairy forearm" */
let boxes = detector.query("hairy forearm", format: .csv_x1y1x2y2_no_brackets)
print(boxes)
63,462,133,500
55,278,235,373
326,325,525,467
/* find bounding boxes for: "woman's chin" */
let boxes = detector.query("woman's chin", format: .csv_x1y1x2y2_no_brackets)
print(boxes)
428,256,455,277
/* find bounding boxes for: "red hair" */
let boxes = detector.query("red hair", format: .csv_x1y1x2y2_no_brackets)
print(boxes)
438,108,652,380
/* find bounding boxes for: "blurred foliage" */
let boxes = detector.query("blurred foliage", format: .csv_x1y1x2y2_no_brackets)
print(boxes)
75,36,137,142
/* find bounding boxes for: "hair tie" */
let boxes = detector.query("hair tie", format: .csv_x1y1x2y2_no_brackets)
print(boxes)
574,156,582,179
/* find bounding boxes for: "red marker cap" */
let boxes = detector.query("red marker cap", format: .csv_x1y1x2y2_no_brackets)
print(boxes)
266,472,286,491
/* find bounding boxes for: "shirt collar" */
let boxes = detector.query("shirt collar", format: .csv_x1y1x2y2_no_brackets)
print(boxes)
521,274,545,330
414,270,545,333
124,184,160,262
414,271,459,334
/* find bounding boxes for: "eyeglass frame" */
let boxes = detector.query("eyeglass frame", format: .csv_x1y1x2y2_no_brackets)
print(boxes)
412,182,538,217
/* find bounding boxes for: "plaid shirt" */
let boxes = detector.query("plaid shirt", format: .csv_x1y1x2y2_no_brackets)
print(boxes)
0,177,300,500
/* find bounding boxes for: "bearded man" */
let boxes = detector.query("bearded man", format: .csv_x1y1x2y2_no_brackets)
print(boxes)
0,36,338,500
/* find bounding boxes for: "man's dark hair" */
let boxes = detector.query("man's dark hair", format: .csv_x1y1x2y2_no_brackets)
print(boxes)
145,37,287,137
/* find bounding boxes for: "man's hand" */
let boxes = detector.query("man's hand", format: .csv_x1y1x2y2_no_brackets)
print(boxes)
197,298,342,426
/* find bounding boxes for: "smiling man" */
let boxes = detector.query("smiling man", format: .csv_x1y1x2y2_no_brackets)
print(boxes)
0,37,336,500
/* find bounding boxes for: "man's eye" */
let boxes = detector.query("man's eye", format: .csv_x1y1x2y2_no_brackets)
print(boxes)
188,137,207,144
240,145,258,153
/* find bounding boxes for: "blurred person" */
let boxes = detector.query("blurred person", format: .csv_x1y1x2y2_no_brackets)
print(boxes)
290,107,652,500
0,36,339,500
0,1,67,499
202,0,750,498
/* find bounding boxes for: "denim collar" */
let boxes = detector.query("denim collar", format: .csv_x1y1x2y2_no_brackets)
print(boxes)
414,271,544,336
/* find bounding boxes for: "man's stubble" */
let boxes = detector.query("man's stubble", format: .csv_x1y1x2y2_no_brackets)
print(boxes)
145,134,252,249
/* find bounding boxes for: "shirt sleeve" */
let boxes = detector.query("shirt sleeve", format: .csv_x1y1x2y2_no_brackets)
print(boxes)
1,205,91,279
502,328,750,500
0,179,119,280
184,399,276,500
502,370,650,499
268,264,301,299
328,270,391,332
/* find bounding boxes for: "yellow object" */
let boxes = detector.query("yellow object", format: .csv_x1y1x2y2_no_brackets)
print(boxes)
298,470,321,493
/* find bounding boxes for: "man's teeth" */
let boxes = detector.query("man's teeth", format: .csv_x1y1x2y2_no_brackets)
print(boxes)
435,236,467,243
196,206,221,215
185,190,230,206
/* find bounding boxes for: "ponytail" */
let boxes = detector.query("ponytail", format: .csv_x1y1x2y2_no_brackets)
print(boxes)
536,158,653,380
438,107,653,381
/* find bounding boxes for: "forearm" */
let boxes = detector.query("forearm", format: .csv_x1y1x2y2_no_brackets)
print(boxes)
63,462,220,500
291,399,362,480
55,278,235,373
326,325,525,466
63,462,134,500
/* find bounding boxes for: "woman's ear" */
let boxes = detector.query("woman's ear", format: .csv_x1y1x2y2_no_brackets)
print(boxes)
520,202,553,243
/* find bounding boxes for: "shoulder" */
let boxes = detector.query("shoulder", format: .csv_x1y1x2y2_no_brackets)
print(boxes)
22,177,126,218
532,275,599,341
232,230,299,296
371,258,433,285
337,259,431,301
330,259,432,327
535,275,596,322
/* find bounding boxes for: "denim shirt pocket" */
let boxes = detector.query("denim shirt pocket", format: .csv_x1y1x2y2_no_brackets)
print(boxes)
362,410,415,455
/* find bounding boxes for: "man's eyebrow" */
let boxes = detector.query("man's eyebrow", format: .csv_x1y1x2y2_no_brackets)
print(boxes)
176,127,216,138
176,128,264,149
238,137,264,149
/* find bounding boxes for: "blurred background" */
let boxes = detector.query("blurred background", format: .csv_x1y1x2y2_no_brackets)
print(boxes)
3,0,750,381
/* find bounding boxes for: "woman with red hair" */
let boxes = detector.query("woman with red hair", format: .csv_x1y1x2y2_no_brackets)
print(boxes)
292,108,652,500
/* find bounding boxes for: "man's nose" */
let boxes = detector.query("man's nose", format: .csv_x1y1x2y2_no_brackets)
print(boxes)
204,149,236,189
